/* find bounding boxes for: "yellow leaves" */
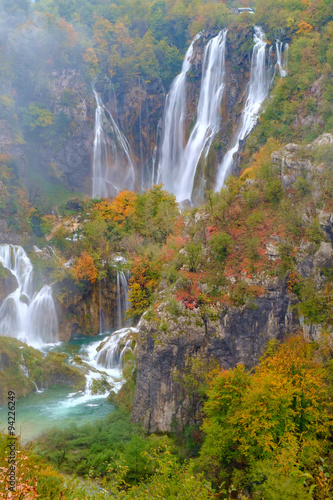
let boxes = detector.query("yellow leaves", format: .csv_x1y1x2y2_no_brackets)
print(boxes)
251,137,282,173
93,16,113,52
83,48,99,77
239,166,255,181
202,335,332,470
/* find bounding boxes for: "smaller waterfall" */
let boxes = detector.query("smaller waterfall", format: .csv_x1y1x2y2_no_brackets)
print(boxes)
116,270,130,329
0,244,59,348
158,33,201,194
96,328,134,369
275,40,288,77
92,89,135,199
176,29,228,202
28,286,59,345
20,353,29,378
215,27,273,191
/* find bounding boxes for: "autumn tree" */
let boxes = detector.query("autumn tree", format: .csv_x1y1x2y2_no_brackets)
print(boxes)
199,336,333,491
73,251,98,283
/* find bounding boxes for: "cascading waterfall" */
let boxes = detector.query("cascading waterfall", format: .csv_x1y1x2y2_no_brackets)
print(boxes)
0,244,58,347
158,33,201,195
174,29,228,201
215,27,273,191
96,328,135,369
92,89,135,199
275,40,289,77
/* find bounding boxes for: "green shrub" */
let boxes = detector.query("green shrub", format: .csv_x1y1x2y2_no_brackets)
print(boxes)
210,232,232,263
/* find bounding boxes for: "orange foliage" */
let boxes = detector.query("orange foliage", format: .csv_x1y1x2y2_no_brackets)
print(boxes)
73,252,98,283
297,19,314,34
58,18,78,47
0,153,10,163
93,191,138,226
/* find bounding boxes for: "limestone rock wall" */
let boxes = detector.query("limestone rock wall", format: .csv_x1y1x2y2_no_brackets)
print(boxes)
132,281,298,432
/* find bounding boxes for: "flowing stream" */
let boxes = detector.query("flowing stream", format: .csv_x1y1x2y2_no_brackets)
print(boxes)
0,326,137,442
215,27,273,190
92,89,135,198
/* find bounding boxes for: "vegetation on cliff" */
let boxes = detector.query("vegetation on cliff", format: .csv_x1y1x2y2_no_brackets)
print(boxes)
0,0,332,498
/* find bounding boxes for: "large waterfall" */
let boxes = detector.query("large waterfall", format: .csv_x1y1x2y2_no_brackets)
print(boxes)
178,29,227,201
215,27,272,191
159,30,228,202
0,245,58,347
92,90,135,199
158,33,201,194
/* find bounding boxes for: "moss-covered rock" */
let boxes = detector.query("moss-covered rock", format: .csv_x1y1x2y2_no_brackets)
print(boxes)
0,336,43,404
0,263,17,302
42,352,86,390
0,337,86,403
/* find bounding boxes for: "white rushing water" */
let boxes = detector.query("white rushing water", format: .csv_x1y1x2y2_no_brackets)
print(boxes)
0,244,58,348
96,327,135,370
69,327,137,404
275,40,289,77
159,30,227,202
177,29,228,201
215,27,272,191
116,270,130,330
92,89,135,198
158,33,201,195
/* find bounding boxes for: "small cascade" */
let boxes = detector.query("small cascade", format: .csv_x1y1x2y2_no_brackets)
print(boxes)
116,270,130,329
96,328,134,369
158,33,201,195
20,353,29,378
215,27,273,190
19,353,43,393
92,89,135,199
0,244,59,348
275,40,288,77
175,29,228,202
142,120,162,190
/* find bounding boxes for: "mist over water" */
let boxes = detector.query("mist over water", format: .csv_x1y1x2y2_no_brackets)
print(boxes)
92,90,135,198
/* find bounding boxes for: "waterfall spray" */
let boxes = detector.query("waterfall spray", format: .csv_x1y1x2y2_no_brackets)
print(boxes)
92,89,135,198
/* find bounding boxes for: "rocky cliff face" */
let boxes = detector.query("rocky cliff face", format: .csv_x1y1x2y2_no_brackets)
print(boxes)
55,276,119,341
132,281,298,432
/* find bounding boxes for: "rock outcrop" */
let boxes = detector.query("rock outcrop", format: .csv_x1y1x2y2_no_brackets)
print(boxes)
132,281,298,432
